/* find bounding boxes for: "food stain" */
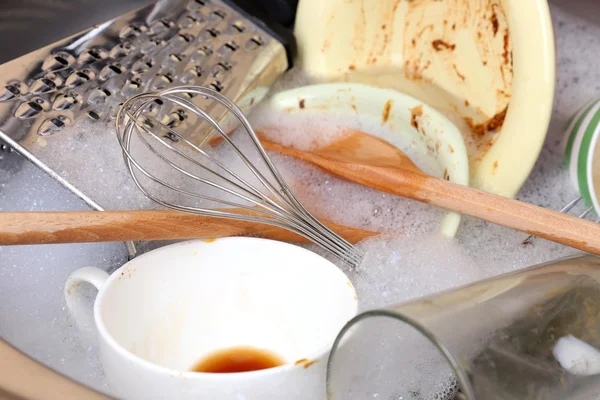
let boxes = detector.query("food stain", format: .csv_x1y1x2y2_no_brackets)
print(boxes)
202,238,217,243
296,358,318,369
299,99,306,109
410,105,424,130
432,39,456,51
466,106,508,135
382,100,393,123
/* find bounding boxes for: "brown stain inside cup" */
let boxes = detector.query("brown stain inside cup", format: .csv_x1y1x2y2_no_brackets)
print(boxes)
191,346,285,373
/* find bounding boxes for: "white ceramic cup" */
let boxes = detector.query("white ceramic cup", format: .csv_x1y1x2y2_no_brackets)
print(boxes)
64,237,358,400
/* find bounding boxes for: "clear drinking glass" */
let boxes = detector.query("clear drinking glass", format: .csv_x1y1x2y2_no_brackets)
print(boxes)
327,255,600,400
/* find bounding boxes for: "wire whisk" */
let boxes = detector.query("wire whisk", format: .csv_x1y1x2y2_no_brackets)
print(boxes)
116,85,363,267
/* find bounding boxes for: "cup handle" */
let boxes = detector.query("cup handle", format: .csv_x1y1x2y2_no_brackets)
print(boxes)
64,267,110,333
65,266,110,296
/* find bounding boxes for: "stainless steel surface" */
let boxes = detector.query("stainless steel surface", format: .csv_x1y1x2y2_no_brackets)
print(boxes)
0,0,288,214
117,85,363,266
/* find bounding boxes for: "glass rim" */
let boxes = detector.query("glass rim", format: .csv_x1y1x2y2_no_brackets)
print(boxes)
326,308,476,400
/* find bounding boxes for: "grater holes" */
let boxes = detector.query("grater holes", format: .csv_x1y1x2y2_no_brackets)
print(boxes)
211,62,231,78
191,46,213,63
232,21,245,32
99,63,123,81
218,41,239,57
162,109,187,132
87,110,101,120
198,28,219,43
141,39,165,54
162,53,183,69
224,22,245,35
119,24,146,40
151,73,174,90
186,0,206,11
181,66,203,84
149,19,173,36
14,98,46,119
88,88,112,107
77,48,108,65
178,15,198,29
245,36,264,50
30,74,62,95
52,93,80,111
123,75,144,97
110,42,135,59
65,69,96,87
132,59,154,74
38,115,72,136
42,52,75,72
208,81,224,92
208,10,227,21
169,34,194,53
0,84,22,102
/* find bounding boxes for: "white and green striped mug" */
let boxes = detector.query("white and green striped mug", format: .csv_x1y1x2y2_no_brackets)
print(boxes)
564,98,600,215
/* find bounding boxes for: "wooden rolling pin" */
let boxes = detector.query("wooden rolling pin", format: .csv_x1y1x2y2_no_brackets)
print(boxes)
0,208,377,246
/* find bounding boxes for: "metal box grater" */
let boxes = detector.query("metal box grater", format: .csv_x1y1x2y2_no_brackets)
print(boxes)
0,0,290,256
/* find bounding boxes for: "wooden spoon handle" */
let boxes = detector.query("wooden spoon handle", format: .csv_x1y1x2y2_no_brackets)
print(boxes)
335,161,600,255
0,209,377,245
274,142,600,255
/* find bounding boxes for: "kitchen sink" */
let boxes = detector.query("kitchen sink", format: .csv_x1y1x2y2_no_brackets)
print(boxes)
0,0,598,398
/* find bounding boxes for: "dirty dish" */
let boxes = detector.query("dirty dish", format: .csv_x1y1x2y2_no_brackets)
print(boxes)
264,82,470,237
294,0,555,198
64,237,358,400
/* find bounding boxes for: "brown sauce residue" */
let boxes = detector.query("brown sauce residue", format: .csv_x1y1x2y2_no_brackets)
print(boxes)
502,30,510,65
490,11,499,36
432,39,455,51
295,358,318,369
299,99,306,109
410,105,424,130
466,106,508,135
382,100,393,123
453,64,466,81
192,346,285,373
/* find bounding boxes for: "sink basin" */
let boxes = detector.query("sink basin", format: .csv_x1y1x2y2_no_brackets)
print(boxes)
0,0,598,398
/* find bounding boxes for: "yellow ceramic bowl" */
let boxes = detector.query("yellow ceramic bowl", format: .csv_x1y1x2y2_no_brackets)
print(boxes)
294,0,555,198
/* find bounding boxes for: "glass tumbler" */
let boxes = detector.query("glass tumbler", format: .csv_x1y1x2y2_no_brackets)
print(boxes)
327,255,600,400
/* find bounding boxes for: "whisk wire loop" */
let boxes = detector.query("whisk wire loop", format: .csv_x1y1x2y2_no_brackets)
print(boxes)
116,85,363,266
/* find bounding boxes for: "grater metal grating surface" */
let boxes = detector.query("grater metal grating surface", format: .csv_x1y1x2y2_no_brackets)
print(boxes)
0,0,288,257
0,0,288,210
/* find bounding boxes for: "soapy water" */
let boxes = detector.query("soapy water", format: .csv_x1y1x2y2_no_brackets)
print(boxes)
0,86,581,399
0,6,594,398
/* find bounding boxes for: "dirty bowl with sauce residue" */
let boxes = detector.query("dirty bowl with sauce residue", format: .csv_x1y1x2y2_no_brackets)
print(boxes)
262,82,470,237
294,0,555,198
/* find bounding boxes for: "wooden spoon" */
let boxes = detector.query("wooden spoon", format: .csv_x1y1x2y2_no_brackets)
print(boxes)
260,130,600,256
0,208,377,246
